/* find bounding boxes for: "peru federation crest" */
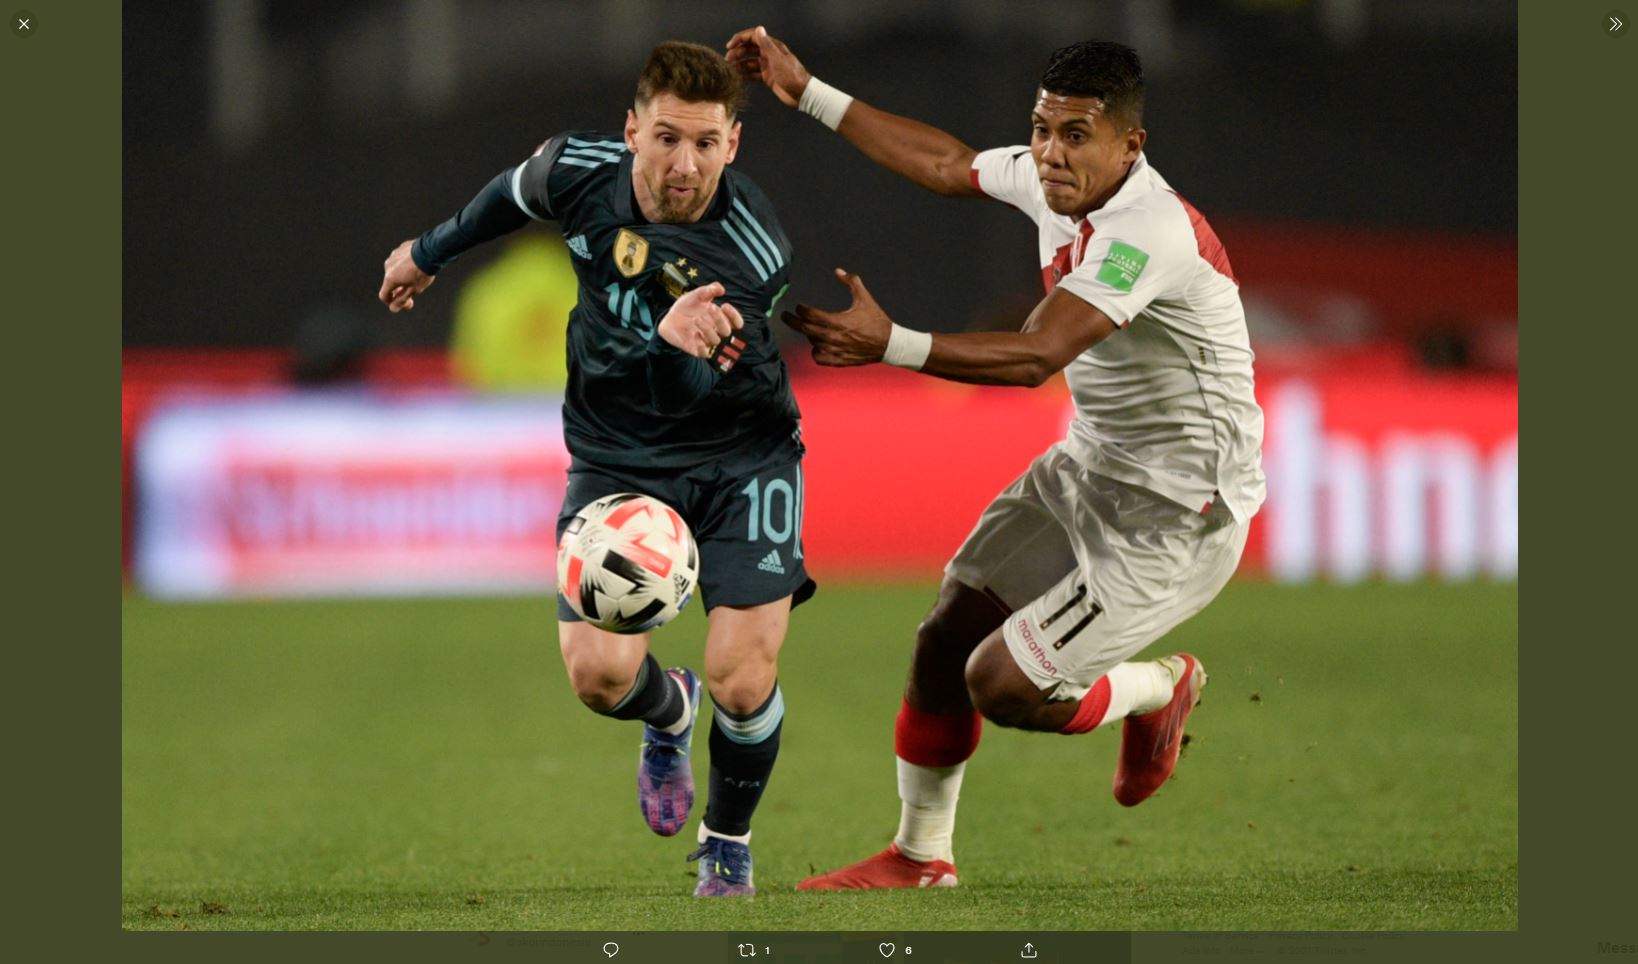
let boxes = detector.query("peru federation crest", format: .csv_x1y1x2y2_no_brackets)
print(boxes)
614,228,650,277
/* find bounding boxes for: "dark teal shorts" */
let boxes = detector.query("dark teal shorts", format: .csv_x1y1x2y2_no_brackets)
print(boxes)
555,452,816,621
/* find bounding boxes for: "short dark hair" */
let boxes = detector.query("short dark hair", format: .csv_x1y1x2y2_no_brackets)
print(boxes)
635,41,746,121
1039,41,1145,130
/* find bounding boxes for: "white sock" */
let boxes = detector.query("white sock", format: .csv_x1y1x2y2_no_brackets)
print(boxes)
658,674,692,736
893,758,965,864
1105,660,1177,720
699,823,750,845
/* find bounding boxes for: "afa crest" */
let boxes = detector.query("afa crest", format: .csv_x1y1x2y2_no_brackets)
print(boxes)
660,257,703,299
613,228,650,278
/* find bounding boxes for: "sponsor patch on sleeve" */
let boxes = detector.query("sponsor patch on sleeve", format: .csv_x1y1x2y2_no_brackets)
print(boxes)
1094,241,1150,292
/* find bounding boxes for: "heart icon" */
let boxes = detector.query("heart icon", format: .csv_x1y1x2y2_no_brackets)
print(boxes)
879,943,896,958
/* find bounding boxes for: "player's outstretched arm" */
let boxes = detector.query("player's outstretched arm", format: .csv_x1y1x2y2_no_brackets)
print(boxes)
376,169,533,312
726,26,981,199
783,269,1114,387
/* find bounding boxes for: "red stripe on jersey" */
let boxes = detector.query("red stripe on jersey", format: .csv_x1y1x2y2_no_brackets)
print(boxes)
969,166,983,192
1072,218,1095,268
1041,220,1096,294
1170,191,1238,285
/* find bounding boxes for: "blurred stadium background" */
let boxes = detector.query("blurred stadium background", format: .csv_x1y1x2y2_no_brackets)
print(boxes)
121,0,1517,931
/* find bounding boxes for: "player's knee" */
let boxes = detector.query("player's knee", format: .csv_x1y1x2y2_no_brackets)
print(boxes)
913,604,976,669
563,654,638,713
707,665,777,716
963,645,1030,729
911,612,951,663
915,581,1006,661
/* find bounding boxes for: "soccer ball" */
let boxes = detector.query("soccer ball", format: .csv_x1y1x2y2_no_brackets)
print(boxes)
557,493,700,634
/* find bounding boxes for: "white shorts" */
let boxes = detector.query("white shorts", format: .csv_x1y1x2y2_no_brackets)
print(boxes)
945,443,1248,702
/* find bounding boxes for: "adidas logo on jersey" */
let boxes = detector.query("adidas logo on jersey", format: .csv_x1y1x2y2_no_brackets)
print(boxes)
757,550,785,575
566,235,591,260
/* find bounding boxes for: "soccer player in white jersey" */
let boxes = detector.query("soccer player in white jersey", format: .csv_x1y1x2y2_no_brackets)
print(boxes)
725,28,1266,889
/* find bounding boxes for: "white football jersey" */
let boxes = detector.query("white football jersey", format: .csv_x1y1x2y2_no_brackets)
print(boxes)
970,148,1266,521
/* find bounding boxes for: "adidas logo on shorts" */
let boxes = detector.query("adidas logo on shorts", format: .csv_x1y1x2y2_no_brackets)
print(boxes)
757,549,785,575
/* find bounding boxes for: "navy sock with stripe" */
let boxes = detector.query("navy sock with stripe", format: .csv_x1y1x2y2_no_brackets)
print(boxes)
602,652,685,729
703,684,784,837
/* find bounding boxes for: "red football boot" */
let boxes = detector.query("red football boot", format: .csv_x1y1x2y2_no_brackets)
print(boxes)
796,843,958,891
1112,653,1206,807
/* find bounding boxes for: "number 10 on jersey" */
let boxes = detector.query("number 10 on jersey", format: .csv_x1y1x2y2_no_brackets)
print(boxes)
603,282,654,338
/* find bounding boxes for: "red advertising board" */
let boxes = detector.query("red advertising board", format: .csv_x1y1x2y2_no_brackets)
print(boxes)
135,395,566,598
793,368,1516,583
129,366,1516,597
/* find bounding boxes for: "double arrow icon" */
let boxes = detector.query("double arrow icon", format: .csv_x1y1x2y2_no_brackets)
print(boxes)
1613,15,1626,33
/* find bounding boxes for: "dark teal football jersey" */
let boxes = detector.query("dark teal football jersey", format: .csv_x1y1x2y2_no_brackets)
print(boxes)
511,131,800,473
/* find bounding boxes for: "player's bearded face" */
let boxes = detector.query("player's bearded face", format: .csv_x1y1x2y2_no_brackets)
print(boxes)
626,96,741,224
1030,91,1145,218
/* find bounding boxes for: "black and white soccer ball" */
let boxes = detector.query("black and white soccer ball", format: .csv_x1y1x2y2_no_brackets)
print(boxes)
557,493,700,634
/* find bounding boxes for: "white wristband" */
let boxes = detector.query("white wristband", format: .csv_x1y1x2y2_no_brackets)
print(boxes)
798,77,854,131
883,324,933,371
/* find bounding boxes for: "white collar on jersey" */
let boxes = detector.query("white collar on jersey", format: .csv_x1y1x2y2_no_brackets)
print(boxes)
1078,151,1155,224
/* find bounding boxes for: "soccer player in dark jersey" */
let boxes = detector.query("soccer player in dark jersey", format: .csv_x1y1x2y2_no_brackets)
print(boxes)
375,41,812,897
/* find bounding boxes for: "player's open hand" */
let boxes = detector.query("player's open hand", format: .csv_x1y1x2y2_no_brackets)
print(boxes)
658,282,745,359
725,26,810,109
378,239,436,313
782,268,893,367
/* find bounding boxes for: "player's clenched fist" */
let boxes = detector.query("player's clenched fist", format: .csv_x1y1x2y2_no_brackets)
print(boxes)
378,239,436,313
724,26,811,107
658,282,745,359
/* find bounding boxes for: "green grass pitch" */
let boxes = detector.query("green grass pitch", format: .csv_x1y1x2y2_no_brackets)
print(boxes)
122,581,1516,931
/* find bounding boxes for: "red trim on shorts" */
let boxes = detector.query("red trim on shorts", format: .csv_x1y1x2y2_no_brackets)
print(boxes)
895,698,983,767
1059,676,1113,734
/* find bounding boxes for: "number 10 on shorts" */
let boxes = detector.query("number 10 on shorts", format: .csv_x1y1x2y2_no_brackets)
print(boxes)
740,470,803,559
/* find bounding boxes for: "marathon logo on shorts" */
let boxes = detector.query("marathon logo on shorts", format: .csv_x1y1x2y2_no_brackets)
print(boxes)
1015,618,1058,676
1095,241,1149,292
